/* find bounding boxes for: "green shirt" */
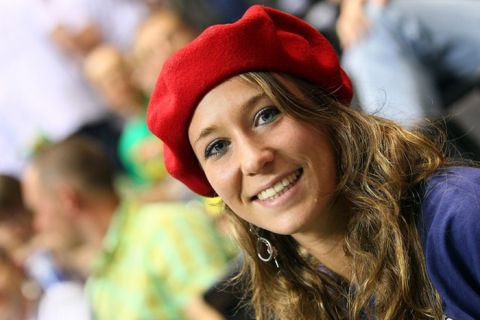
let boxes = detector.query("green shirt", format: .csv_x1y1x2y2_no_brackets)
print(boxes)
86,201,231,319
118,112,167,187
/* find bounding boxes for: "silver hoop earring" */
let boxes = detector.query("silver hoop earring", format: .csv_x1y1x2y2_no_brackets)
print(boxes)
256,236,280,269
249,224,280,269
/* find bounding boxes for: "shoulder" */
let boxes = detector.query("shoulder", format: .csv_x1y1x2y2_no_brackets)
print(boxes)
420,166,480,241
421,166,480,224
424,166,480,196
420,166,480,249
419,166,480,319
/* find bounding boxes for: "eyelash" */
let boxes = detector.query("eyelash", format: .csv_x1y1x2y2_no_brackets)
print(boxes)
204,106,281,159
204,139,230,159
254,106,280,126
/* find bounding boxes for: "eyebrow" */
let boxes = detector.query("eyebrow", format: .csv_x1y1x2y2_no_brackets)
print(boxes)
193,92,268,146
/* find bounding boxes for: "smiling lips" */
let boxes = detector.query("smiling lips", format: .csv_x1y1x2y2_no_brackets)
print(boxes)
256,169,303,201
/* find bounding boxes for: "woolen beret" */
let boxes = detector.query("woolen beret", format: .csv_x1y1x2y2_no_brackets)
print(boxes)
147,4,352,197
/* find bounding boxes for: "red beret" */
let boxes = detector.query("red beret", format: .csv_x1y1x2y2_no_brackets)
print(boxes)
147,5,352,197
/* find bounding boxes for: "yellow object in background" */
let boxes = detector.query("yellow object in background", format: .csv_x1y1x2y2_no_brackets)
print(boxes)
202,197,224,218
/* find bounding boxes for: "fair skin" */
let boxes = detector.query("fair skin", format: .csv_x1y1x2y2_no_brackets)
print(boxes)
22,165,114,275
188,75,351,279
132,10,194,94
84,46,144,119
23,164,225,319
0,261,30,320
84,45,189,202
51,23,102,56
22,166,81,245
22,165,116,249
336,0,389,48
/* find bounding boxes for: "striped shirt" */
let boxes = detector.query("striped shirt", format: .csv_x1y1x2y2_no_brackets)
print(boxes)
86,201,232,319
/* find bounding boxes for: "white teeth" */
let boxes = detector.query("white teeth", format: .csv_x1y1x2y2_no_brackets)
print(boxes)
258,188,274,201
273,182,283,192
257,170,301,201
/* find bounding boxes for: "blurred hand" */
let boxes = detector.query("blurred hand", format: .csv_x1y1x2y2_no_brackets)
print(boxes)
336,0,389,49
50,23,101,56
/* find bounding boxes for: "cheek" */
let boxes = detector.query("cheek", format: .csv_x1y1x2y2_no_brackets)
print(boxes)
33,212,48,233
34,201,61,233
311,149,338,209
204,162,239,206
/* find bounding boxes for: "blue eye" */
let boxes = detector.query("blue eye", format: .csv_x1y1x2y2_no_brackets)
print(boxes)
254,106,280,126
204,139,230,159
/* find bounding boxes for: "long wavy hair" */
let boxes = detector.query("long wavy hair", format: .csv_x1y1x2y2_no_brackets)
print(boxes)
223,72,449,319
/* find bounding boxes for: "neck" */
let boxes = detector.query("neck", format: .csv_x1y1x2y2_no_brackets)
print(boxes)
294,230,351,280
292,198,352,281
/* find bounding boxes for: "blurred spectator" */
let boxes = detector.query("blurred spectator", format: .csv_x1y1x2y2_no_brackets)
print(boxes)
0,174,76,277
84,45,146,121
26,250,92,320
0,0,124,177
132,9,196,95
0,246,91,320
84,43,192,201
143,0,249,32
22,137,232,319
45,0,149,54
43,0,152,169
18,165,90,280
337,0,480,126
0,175,91,320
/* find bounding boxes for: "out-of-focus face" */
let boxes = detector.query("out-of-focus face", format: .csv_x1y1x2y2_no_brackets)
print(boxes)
21,166,76,242
84,47,141,117
0,212,33,254
188,76,340,238
132,11,194,94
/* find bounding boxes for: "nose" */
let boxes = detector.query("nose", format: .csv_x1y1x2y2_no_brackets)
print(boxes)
238,137,274,176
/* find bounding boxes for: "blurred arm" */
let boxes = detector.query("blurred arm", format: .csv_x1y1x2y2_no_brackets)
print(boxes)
50,23,102,56
336,0,389,48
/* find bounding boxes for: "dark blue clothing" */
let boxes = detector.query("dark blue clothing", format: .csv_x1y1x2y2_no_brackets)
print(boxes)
419,166,480,319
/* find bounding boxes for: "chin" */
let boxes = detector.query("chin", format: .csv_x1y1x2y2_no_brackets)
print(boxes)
264,221,304,236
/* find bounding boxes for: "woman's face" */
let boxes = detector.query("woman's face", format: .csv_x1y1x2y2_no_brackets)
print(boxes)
188,76,339,237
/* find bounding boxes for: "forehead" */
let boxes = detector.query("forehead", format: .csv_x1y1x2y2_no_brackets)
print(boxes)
198,76,263,108
188,76,265,143
22,166,46,204
135,14,183,50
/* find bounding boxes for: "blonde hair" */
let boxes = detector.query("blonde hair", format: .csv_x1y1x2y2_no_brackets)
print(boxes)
225,72,447,319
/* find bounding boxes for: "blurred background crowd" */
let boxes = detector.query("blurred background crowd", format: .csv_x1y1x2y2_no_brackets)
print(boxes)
0,0,478,319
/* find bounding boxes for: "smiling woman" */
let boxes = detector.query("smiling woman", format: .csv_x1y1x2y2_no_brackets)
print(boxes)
146,5,480,320
188,75,340,239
